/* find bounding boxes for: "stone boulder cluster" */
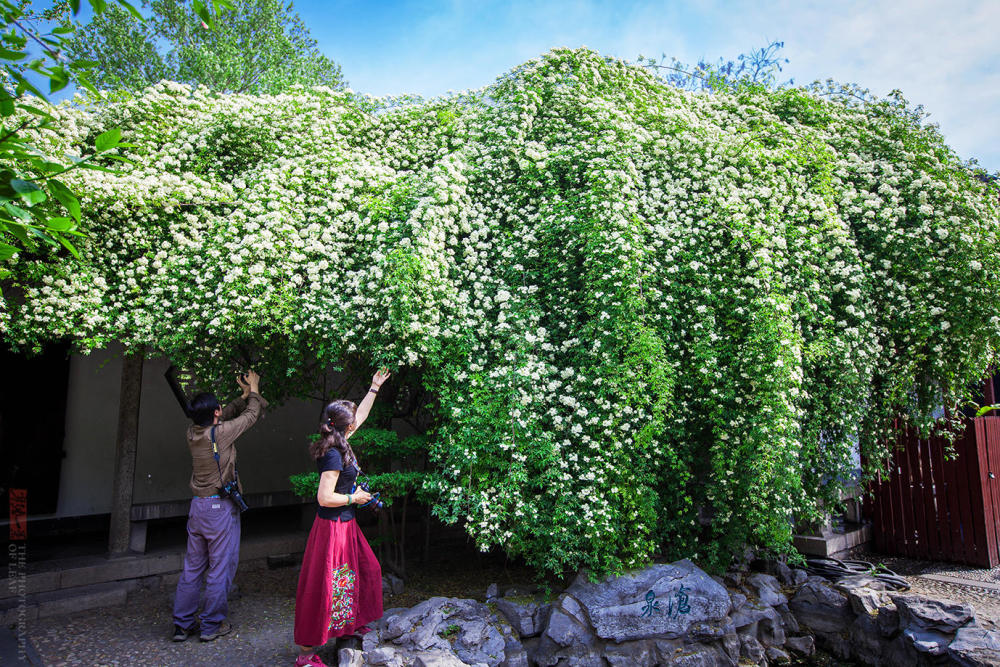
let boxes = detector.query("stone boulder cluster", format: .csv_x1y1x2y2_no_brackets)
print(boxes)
345,559,1000,666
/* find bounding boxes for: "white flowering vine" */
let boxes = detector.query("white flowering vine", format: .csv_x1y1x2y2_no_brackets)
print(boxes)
3,49,999,576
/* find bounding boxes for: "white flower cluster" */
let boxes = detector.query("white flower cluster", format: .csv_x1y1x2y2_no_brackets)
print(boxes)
3,49,999,575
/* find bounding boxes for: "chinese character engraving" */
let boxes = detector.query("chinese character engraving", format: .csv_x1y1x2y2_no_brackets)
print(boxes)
639,589,661,617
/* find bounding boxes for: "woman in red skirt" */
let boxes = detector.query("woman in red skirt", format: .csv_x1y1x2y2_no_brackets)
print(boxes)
293,369,390,667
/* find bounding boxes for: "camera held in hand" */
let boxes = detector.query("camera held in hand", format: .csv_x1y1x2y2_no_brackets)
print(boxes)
352,478,384,510
220,479,249,512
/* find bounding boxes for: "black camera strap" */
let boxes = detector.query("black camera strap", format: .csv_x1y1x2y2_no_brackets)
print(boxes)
209,425,238,488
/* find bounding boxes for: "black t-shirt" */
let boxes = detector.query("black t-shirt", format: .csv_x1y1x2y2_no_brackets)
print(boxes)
316,447,359,521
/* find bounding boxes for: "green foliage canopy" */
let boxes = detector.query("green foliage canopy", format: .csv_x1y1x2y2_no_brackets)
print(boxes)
65,0,345,94
3,49,999,576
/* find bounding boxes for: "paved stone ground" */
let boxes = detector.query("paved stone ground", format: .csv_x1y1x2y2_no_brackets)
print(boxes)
29,567,309,667
26,554,539,667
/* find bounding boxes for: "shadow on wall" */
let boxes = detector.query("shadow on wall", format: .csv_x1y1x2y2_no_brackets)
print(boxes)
48,345,326,519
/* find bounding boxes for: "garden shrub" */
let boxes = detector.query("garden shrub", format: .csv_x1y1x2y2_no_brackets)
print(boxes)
3,49,999,576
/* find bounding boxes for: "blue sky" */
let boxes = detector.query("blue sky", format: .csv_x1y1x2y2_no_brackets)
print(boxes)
292,0,999,172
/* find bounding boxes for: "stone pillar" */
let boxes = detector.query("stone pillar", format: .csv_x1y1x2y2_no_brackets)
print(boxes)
108,349,144,556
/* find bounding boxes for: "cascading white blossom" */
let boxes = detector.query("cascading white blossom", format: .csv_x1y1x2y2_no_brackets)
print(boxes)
3,48,999,575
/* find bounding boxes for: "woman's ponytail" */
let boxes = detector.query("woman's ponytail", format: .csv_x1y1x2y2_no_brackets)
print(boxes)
311,400,358,465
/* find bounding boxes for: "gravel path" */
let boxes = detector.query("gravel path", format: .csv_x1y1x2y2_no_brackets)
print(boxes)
843,547,1000,628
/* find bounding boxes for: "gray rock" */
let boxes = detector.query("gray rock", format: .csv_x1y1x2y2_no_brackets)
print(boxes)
604,639,657,666
766,645,791,664
502,584,534,598
686,621,727,642
499,646,529,667
892,594,975,634
412,651,468,667
729,592,748,612
785,635,814,657
740,634,766,664
772,561,794,587
486,583,499,600
847,587,888,617
337,648,364,667
748,573,787,608
382,573,405,596
849,612,883,664
759,608,786,647
562,559,731,642
666,643,736,666
543,602,594,648
789,579,852,634
791,569,808,587
721,631,741,663
493,595,551,638
376,597,519,667
948,625,1000,667
776,603,799,635
730,602,775,632
877,602,900,637
903,627,953,655
367,646,403,667
835,574,889,592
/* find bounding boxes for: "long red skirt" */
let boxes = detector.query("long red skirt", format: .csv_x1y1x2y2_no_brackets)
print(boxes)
294,516,383,647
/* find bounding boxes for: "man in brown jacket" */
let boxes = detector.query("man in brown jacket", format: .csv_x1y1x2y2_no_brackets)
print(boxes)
172,370,267,642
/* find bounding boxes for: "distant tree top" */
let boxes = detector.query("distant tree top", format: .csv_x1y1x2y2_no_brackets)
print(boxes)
65,0,346,95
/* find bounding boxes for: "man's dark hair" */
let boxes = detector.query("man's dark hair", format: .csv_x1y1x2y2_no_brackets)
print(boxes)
190,392,221,427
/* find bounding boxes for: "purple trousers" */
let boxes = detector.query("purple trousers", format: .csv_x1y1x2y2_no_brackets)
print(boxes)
172,496,241,634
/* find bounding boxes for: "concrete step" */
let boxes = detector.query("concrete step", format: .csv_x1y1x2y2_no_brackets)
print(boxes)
793,524,872,557
0,531,308,609
1,580,130,625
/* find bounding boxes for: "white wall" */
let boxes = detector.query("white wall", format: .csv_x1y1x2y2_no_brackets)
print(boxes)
55,347,325,518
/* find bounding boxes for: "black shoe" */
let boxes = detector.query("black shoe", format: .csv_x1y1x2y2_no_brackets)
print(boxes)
199,620,234,642
172,624,197,642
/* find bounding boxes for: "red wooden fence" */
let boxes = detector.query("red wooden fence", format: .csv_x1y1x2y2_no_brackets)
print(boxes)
868,416,1000,567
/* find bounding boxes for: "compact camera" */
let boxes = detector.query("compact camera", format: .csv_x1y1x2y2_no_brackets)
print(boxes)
220,479,249,512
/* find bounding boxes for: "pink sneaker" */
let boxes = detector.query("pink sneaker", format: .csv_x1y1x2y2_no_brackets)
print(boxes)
295,654,327,667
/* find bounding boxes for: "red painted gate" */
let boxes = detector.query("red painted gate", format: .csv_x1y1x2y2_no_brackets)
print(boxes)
868,414,1000,567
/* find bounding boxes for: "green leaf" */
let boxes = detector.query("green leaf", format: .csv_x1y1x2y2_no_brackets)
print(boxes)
45,217,75,232
193,0,213,26
49,180,81,222
18,103,55,120
70,0,82,14
52,25,76,35
0,47,27,61
114,0,145,20
0,242,17,260
88,0,109,14
49,66,70,93
10,179,47,205
3,202,33,222
3,221,31,245
975,404,999,418
0,97,14,117
95,127,122,152
69,60,99,71
57,234,81,259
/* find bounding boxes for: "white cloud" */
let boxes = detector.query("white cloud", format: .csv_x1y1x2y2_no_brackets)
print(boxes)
677,0,1000,169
